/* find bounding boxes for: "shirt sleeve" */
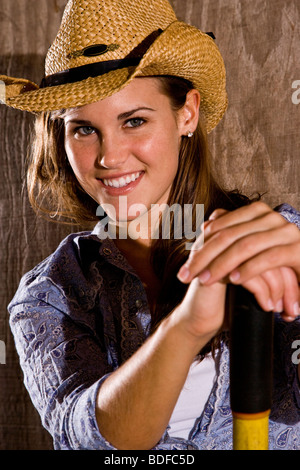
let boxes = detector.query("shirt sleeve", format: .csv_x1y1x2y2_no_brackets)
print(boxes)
275,203,300,228
272,315,300,421
9,278,118,450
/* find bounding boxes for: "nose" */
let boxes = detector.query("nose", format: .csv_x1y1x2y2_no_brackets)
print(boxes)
97,133,129,169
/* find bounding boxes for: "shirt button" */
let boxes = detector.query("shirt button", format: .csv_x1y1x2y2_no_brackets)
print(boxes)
103,247,112,255
135,299,142,309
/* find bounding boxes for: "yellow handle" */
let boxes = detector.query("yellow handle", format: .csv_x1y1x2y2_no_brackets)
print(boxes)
232,411,270,450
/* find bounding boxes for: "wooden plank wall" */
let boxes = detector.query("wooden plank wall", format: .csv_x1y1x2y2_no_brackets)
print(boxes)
0,0,299,450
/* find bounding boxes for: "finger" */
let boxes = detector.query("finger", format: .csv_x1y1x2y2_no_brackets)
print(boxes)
229,239,300,286
280,267,300,321
204,201,274,240
241,275,273,312
231,268,300,321
208,208,228,221
260,268,285,312
193,209,285,264
205,221,300,285
241,268,299,318
200,211,228,241
179,220,297,285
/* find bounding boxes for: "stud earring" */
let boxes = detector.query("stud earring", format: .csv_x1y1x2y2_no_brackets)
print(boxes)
187,131,194,138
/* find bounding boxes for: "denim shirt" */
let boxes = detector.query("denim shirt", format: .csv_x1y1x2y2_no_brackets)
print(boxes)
8,203,300,450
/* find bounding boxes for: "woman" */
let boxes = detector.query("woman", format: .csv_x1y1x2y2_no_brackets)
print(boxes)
3,0,300,450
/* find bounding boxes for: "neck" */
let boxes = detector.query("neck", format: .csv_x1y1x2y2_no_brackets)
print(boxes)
110,205,170,313
108,203,164,249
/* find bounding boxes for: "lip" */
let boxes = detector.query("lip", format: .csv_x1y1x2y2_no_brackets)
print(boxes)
96,171,144,195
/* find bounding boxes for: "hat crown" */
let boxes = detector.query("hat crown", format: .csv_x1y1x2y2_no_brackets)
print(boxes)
45,0,177,76
3,0,227,133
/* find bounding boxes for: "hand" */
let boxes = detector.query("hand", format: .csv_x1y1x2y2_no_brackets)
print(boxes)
173,277,226,344
177,201,300,321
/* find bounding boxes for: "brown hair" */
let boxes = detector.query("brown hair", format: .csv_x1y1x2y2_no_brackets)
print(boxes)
27,111,99,226
149,77,254,356
27,76,254,357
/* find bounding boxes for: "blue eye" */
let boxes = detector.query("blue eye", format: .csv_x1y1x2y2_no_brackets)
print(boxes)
125,118,145,128
75,126,96,136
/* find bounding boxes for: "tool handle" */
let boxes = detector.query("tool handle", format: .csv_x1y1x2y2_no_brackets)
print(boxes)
228,285,274,414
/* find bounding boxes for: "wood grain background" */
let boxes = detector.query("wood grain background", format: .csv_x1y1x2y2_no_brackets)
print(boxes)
0,0,299,450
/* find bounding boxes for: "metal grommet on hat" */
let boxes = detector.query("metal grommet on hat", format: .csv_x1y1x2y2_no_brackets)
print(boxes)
0,0,227,133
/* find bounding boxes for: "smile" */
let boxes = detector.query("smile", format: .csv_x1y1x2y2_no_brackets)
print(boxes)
101,172,142,189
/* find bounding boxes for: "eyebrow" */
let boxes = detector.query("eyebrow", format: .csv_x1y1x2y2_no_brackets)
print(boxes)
117,107,155,120
65,107,156,125
64,118,93,126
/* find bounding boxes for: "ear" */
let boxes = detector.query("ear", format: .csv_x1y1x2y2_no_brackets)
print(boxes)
178,89,201,136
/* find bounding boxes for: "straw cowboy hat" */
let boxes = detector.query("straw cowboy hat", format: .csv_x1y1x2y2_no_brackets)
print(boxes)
0,0,227,133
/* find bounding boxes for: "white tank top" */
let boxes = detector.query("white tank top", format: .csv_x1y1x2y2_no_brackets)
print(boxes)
168,355,216,439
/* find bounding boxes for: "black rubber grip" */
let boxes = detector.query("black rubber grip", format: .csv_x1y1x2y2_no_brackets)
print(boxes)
228,285,274,414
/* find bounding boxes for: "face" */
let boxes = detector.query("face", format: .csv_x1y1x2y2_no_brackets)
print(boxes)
64,77,198,224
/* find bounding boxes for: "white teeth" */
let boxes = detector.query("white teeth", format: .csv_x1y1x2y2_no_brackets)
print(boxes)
102,172,141,188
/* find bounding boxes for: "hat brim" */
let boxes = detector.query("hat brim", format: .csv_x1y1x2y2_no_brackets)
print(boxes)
1,21,227,133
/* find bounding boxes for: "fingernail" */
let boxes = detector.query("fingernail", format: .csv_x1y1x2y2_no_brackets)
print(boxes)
275,299,283,313
267,299,275,311
201,220,211,230
198,269,211,284
177,265,190,283
229,270,240,283
204,223,212,235
285,316,295,322
294,302,300,317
